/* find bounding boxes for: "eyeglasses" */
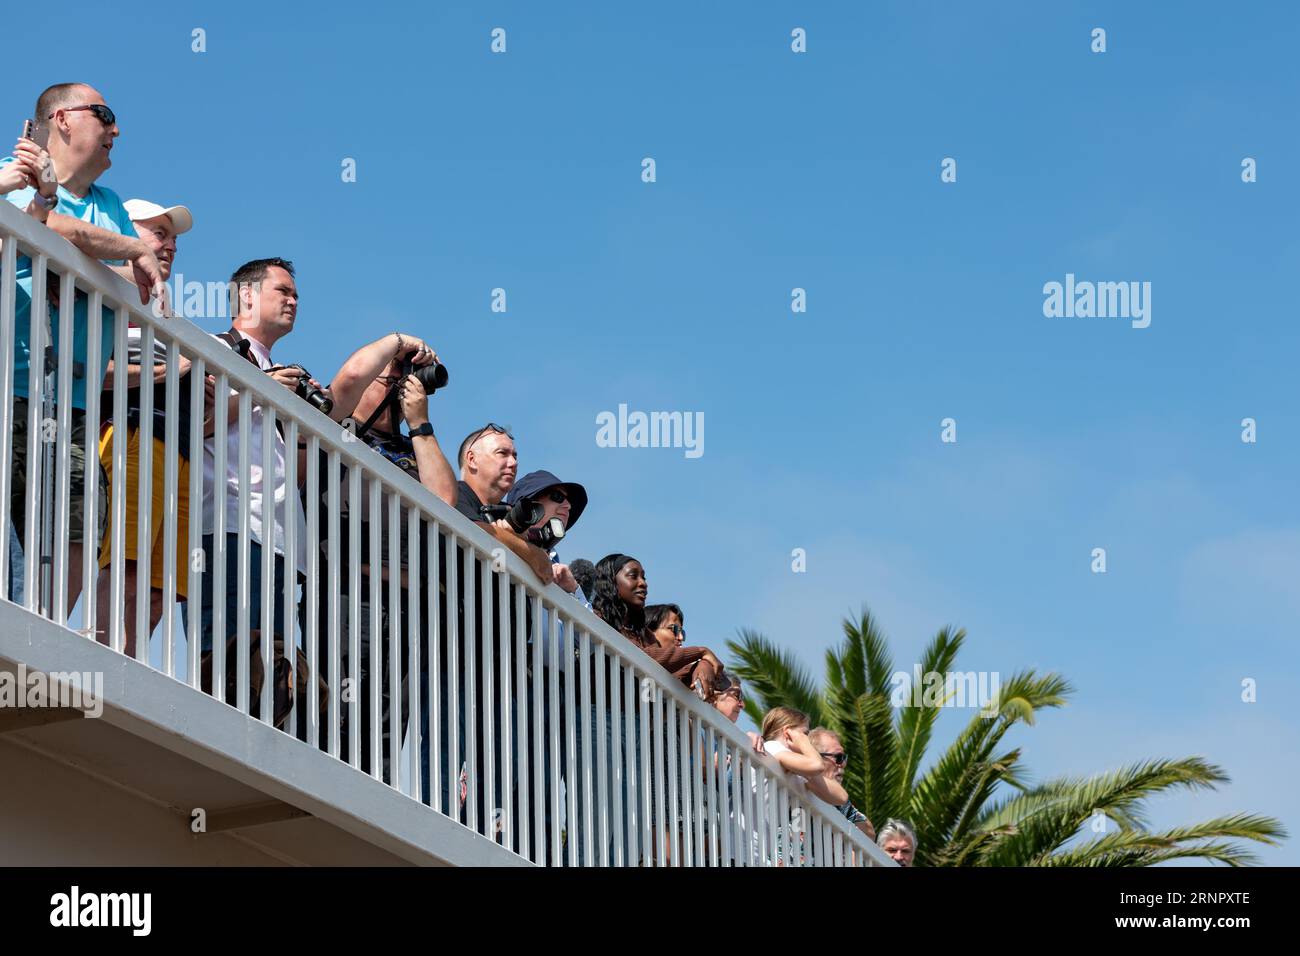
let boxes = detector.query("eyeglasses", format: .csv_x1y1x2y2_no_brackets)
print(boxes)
544,489,568,504
50,104,116,127
820,751,848,766
660,623,684,638
466,422,512,454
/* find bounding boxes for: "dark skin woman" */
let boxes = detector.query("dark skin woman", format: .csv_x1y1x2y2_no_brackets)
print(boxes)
592,554,724,696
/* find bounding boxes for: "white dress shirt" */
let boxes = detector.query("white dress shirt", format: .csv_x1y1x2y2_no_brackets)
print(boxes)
200,332,308,574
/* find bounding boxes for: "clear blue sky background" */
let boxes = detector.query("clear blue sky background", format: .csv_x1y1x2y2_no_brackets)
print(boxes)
9,0,1297,863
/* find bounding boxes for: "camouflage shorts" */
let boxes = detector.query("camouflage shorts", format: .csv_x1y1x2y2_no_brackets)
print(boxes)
8,397,109,547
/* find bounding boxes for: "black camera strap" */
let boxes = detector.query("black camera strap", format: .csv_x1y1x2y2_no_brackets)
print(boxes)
215,328,286,441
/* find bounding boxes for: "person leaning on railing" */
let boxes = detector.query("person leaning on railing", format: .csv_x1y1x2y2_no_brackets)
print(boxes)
590,554,727,863
441,424,555,833
808,727,875,841
592,555,724,693
499,469,590,862
645,602,684,651
307,332,454,783
1,83,166,617
455,424,553,582
93,198,200,658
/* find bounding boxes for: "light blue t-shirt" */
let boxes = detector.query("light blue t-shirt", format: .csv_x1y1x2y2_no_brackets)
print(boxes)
1,159,129,408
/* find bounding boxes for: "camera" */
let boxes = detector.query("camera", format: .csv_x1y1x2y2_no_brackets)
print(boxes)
480,500,568,548
282,364,333,415
480,499,543,534
398,356,448,395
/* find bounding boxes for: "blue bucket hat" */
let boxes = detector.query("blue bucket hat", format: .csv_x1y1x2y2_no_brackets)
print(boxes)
506,470,588,531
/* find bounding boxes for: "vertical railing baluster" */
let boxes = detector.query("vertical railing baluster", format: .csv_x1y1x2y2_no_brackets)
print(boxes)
135,322,154,651
161,336,180,676
51,270,75,625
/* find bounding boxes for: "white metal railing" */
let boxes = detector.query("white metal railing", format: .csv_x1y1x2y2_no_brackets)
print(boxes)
0,199,892,867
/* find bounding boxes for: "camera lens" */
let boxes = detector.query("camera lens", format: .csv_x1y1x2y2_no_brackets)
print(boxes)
412,362,448,394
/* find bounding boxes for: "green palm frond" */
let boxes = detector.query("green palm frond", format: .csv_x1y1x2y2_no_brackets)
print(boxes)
894,626,965,803
841,607,895,697
1041,815,1286,867
909,671,1071,845
848,691,902,823
984,757,1232,867
727,627,824,727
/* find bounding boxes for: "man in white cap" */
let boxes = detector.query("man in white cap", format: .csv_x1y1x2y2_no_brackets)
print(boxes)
93,198,197,657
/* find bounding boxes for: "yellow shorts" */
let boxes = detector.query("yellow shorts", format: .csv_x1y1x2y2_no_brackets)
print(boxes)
98,425,192,599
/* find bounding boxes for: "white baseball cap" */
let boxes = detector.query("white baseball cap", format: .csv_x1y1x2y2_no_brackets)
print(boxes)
123,198,193,236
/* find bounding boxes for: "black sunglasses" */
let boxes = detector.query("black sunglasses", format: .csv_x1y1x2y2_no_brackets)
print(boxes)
544,489,568,504
662,623,684,637
50,104,116,127
820,751,848,766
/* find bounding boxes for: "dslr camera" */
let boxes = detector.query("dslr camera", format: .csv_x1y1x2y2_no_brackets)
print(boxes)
281,364,333,415
397,355,448,395
480,500,566,549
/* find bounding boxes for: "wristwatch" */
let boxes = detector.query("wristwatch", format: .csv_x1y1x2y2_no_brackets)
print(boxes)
409,422,434,438
33,192,57,211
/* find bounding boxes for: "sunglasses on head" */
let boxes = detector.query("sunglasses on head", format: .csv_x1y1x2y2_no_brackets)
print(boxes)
50,104,116,127
467,422,512,451
820,751,848,766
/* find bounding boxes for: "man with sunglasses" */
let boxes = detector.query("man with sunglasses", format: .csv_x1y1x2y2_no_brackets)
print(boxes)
501,469,591,861
2,83,166,614
809,727,875,840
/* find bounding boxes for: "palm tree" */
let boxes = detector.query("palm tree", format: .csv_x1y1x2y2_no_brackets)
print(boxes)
727,608,1285,866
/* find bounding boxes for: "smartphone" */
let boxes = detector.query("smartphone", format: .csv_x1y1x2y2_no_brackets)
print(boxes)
21,119,33,141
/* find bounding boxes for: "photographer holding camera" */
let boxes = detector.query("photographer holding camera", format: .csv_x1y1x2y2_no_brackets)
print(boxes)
309,332,454,780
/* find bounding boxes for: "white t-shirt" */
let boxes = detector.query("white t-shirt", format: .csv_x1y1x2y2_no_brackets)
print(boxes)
200,332,308,574
761,738,808,792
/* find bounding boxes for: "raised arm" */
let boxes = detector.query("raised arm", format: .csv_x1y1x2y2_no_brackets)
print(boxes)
327,332,435,423
400,376,456,507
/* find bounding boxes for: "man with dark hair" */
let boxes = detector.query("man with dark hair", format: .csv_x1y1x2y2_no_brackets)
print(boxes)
2,83,166,613
568,558,595,602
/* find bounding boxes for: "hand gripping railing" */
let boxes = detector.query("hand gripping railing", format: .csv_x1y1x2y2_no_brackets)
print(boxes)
0,199,893,866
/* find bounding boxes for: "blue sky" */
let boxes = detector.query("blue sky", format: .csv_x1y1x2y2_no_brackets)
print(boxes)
9,0,1297,863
